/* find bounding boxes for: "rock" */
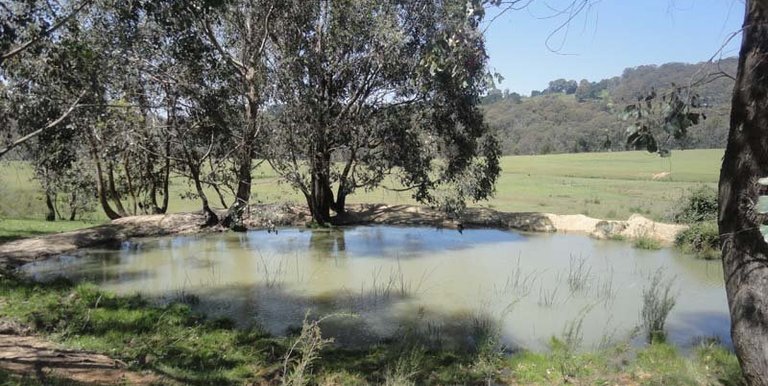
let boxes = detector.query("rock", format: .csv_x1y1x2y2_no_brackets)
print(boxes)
592,220,628,239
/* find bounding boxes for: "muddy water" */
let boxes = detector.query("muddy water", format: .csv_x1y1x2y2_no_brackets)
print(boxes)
21,226,728,351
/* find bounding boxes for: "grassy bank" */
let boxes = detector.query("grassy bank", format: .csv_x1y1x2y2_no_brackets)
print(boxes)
0,270,743,385
0,150,721,238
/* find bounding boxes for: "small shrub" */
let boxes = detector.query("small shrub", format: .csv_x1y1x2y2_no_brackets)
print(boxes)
675,221,720,259
641,270,677,343
384,348,424,386
673,185,718,224
633,233,662,250
282,313,334,386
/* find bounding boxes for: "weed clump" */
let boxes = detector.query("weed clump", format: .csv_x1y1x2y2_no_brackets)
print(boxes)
641,269,677,343
633,233,662,250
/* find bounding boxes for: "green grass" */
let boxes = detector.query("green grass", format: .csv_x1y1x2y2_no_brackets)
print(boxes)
0,149,722,234
634,234,664,250
0,219,100,243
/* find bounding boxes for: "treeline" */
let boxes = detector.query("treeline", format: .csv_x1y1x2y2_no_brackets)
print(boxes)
0,0,500,225
483,58,736,155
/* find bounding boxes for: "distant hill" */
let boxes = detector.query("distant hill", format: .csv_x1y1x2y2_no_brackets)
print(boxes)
482,58,736,155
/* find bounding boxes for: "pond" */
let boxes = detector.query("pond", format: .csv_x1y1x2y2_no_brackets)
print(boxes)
21,226,729,352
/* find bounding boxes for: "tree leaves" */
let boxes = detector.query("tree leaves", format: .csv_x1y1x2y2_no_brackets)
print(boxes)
621,86,705,155
759,177,768,243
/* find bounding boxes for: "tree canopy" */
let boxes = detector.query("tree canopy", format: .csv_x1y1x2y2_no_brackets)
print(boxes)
0,0,500,225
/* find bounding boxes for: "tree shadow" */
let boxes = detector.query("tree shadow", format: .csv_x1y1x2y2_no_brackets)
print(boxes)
667,311,732,350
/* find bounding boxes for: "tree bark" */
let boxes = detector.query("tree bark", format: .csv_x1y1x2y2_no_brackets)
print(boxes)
68,192,77,221
91,150,121,220
44,193,56,222
160,146,171,214
719,1,768,384
307,150,334,225
234,154,252,205
190,165,219,227
107,163,127,216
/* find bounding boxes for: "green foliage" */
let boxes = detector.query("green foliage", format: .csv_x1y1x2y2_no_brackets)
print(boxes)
622,85,706,156
633,233,662,250
675,221,720,259
482,59,734,155
672,185,717,224
268,0,500,223
674,185,718,223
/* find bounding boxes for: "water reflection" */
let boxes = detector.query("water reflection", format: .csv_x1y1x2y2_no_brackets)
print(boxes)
21,226,729,351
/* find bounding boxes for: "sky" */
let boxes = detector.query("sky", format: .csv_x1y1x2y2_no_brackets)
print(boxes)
482,0,745,95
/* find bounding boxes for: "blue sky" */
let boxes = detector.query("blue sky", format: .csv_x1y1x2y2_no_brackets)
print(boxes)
483,0,745,95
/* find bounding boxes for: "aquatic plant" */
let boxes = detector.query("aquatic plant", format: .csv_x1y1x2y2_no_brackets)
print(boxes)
593,266,617,307
640,269,677,343
494,256,538,298
566,254,592,294
537,283,560,307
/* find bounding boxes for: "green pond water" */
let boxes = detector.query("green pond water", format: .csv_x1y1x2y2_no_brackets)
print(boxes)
21,226,729,351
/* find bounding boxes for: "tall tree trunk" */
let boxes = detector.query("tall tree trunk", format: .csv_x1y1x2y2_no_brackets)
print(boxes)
719,1,768,384
308,151,334,224
149,183,158,215
190,165,219,227
334,190,347,215
234,155,252,205
44,192,56,222
68,192,77,221
91,150,121,220
160,155,171,214
159,123,172,214
233,82,260,207
124,155,138,215
107,163,127,216
212,183,229,209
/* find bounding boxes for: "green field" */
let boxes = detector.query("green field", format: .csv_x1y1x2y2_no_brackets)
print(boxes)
0,149,722,239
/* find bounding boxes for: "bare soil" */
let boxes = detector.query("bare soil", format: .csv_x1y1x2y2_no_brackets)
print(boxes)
0,334,167,385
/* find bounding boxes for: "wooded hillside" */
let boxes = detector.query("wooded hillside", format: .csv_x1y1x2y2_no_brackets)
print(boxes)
483,58,736,155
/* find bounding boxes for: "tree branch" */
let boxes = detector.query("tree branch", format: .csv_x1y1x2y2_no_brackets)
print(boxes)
1,0,93,63
0,91,85,158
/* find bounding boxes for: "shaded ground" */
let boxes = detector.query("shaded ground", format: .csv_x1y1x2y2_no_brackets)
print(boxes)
0,203,686,269
0,334,165,385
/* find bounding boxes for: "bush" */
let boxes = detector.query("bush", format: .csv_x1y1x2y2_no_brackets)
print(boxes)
673,186,718,223
675,221,720,259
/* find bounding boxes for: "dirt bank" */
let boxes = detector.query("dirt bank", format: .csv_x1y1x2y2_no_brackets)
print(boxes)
0,333,166,385
0,203,686,268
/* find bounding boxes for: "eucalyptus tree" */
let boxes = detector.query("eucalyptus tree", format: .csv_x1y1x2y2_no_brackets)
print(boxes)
719,0,768,383
0,0,94,159
268,0,500,224
0,1,106,222
185,0,280,211
0,0,93,65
